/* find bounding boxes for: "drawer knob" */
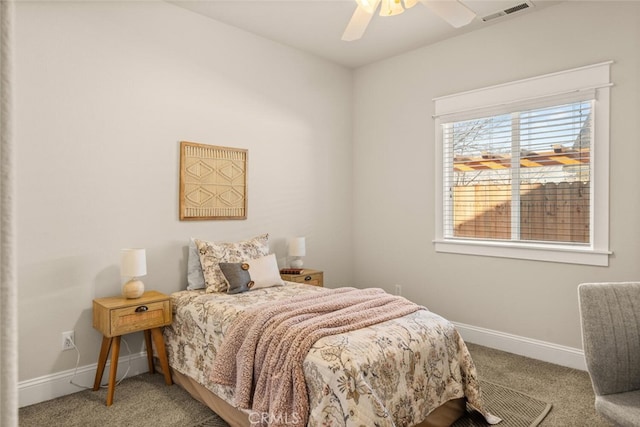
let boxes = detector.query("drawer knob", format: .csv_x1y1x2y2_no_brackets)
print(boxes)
304,275,312,281
135,305,148,313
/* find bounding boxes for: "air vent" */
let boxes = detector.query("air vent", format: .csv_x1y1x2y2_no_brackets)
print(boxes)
482,1,534,22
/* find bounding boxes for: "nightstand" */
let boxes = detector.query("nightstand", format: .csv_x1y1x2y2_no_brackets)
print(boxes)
280,269,323,287
92,290,173,406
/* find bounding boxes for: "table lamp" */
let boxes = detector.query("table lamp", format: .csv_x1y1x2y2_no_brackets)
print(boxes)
121,248,147,299
288,237,306,269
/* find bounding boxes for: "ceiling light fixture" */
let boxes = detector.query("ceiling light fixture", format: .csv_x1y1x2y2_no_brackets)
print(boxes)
355,0,376,14
343,0,476,41
379,0,405,16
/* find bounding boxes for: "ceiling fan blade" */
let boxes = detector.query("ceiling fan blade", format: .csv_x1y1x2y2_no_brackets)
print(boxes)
419,0,476,28
342,0,381,41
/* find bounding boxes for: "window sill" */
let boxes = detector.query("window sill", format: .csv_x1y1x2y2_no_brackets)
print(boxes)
433,239,611,266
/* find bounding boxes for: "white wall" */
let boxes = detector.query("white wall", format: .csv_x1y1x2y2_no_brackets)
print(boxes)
15,1,353,384
353,1,640,351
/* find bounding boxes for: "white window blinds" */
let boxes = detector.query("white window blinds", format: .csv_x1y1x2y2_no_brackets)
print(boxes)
442,97,593,244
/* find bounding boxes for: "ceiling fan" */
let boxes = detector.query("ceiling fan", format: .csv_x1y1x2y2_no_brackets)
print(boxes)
342,0,477,41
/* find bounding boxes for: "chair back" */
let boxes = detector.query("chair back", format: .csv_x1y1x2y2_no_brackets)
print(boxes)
578,282,640,396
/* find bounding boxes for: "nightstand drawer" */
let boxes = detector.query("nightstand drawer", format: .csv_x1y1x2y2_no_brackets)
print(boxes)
93,291,172,338
110,301,171,336
291,273,323,286
281,270,323,287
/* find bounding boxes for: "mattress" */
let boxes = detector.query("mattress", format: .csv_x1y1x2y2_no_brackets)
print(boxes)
163,283,494,426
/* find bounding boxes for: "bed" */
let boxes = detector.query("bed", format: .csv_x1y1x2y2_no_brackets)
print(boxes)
162,235,497,426
163,282,498,427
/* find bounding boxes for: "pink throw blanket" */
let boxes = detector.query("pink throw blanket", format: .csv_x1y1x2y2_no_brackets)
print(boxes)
210,287,424,427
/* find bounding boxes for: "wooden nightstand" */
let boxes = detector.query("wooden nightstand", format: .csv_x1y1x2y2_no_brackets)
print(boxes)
92,290,173,406
280,269,323,287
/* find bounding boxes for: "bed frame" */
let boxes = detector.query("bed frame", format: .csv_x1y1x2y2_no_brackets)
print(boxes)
170,368,465,427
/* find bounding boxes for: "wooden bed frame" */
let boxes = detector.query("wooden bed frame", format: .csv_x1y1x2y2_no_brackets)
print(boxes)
170,368,466,427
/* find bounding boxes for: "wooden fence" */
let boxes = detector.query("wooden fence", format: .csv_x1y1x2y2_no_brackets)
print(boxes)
453,182,590,243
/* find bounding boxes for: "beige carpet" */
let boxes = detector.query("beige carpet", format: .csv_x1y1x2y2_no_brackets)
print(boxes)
20,371,551,427
19,373,227,427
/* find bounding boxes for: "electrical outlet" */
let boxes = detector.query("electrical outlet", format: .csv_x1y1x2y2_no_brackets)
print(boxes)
62,331,75,351
394,284,402,296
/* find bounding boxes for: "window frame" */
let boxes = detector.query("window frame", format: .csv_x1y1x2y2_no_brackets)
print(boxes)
433,62,612,266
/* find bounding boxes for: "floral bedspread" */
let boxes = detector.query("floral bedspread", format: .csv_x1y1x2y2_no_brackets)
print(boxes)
164,283,492,426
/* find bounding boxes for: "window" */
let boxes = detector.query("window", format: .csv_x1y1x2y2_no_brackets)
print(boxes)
433,62,612,266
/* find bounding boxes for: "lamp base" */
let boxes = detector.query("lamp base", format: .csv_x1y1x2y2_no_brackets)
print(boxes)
123,279,145,299
290,258,304,269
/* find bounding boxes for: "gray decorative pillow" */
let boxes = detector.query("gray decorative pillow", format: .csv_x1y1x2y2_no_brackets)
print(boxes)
219,263,254,294
196,234,269,293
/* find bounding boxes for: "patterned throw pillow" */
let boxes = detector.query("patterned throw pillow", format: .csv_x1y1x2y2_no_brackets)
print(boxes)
195,234,269,293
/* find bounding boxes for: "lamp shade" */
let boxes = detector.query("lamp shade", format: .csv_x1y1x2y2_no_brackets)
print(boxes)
288,237,306,257
121,248,147,278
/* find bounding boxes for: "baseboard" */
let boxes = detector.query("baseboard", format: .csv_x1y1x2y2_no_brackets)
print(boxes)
18,351,150,408
453,321,587,371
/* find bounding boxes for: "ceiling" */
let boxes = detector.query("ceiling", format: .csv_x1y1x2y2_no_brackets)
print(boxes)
168,0,561,68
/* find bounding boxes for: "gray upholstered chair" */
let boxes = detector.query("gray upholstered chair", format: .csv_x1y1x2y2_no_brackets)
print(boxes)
578,282,640,426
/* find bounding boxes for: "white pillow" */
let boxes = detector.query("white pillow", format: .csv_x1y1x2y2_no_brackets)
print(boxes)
248,254,284,290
